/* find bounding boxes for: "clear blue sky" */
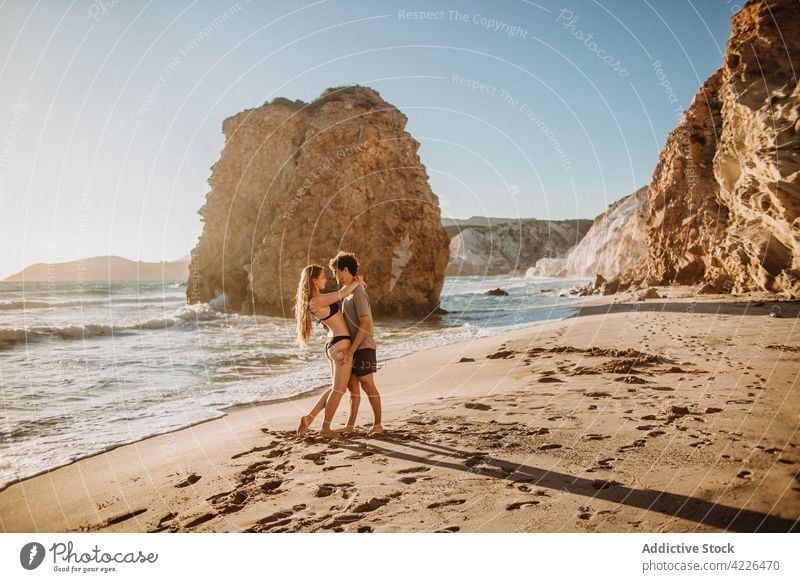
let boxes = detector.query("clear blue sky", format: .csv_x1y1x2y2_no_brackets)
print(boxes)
0,0,736,279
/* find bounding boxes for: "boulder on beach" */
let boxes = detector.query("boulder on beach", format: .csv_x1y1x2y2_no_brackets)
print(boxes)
187,86,450,317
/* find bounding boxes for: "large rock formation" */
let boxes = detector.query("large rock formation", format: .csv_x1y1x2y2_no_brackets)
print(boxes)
628,0,799,297
188,86,450,317
443,217,592,275
529,187,648,279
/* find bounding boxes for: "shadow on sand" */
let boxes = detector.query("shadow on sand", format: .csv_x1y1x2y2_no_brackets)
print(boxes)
339,433,798,533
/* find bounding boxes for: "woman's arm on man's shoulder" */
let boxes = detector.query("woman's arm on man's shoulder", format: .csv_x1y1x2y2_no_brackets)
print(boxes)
309,277,363,309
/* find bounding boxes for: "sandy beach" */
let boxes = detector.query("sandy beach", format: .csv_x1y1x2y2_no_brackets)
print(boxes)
1,289,798,533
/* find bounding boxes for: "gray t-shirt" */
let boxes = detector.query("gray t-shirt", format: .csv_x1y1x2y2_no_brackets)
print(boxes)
342,285,376,351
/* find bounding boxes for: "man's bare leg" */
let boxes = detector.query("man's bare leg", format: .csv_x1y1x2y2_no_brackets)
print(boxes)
344,375,361,433
359,374,383,434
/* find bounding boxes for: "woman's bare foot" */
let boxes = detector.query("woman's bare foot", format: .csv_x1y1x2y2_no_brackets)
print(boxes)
367,424,384,436
297,415,312,437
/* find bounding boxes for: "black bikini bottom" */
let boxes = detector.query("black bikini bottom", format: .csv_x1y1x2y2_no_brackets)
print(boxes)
325,335,350,351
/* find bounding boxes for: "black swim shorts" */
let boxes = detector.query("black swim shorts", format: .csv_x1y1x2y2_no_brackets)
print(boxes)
352,348,377,377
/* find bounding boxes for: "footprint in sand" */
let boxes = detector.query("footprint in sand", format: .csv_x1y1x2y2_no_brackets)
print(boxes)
435,526,460,533
231,443,277,460
261,479,284,493
618,439,647,453
464,402,492,411
302,452,327,465
397,466,431,475
538,375,564,383
184,512,216,528
583,434,610,441
253,509,296,532
616,376,648,384
322,514,363,529
208,490,248,514
506,501,540,510
156,512,177,528
689,436,713,448
105,508,147,526
354,493,400,513
487,350,516,359
175,473,201,488
427,499,466,509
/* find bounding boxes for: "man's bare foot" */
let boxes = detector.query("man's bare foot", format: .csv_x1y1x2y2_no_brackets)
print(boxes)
297,415,312,437
367,424,384,435
319,428,341,439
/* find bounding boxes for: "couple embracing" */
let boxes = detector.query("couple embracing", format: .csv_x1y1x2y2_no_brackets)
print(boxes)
294,252,383,439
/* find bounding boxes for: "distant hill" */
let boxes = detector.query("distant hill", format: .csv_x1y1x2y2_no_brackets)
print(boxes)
3,255,190,282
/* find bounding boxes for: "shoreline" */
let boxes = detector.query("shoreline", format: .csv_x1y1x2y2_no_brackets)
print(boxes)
1,289,798,533
0,297,589,492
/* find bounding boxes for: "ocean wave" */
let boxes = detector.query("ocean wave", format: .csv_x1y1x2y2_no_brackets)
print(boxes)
135,302,232,329
0,299,109,311
0,301,233,349
0,324,123,348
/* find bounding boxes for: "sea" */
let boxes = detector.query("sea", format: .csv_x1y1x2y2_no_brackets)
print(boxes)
0,274,591,489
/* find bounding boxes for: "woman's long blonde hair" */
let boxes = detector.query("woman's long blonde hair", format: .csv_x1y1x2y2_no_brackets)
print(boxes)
295,264,323,348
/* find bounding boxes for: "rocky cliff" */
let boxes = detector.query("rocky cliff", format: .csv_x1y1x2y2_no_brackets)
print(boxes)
188,86,450,316
444,217,592,275
628,0,799,297
529,187,648,279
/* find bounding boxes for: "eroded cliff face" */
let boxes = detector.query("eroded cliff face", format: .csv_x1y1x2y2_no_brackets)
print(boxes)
711,0,800,296
444,217,592,276
188,86,450,316
530,187,648,280
641,71,729,287
631,0,799,297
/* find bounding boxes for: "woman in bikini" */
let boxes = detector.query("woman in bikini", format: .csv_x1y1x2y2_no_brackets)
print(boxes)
294,264,365,438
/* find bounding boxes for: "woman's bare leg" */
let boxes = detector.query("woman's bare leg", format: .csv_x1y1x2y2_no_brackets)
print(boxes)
297,359,334,436
297,388,330,436
320,342,353,438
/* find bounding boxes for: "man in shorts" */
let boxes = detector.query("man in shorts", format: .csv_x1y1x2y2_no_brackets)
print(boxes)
329,252,384,435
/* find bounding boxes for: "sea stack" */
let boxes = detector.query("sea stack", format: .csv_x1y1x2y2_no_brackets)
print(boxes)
187,86,450,317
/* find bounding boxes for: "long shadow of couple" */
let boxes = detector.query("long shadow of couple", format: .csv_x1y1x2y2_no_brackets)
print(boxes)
337,431,798,533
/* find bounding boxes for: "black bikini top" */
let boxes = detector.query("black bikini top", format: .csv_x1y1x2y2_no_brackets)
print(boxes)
312,301,339,323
